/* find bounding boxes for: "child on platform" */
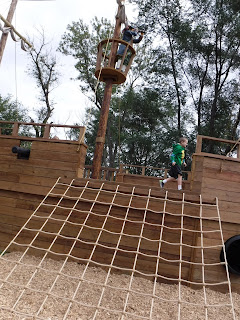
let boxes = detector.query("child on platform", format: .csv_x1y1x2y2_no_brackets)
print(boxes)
160,137,188,191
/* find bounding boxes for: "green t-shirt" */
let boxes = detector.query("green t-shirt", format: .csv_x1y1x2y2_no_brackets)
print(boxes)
170,143,185,166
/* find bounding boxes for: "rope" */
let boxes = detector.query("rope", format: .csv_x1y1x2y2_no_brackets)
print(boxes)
0,178,237,319
199,194,208,320
177,192,185,320
226,137,240,157
0,15,31,51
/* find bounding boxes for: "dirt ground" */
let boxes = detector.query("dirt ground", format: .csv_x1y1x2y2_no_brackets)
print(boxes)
0,252,239,320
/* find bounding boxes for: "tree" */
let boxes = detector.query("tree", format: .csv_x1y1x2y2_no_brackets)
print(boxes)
131,0,240,145
0,94,29,135
59,15,190,169
27,29,60,137
129,0,189,135
59,17,112,111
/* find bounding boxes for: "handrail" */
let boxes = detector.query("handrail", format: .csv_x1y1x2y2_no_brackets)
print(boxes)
195,135,240,158
0,121,86,143
84,165,119,181
84,164,190,182
119,163,190,180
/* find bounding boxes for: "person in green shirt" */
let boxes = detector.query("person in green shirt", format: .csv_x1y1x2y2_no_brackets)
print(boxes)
160,137,188,190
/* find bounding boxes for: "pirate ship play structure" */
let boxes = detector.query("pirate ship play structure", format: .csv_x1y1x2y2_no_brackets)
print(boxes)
0,1,240,319
0,122,240,319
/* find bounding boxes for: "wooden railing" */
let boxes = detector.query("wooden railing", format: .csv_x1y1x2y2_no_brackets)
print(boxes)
84,165,119,181
84,164,191,182
196,135,240,158
0,121,86,144
119,163,168,177
119,163,190,180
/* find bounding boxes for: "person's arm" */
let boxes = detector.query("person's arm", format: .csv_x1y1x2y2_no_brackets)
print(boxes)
170,153,176,165
133,33,143,43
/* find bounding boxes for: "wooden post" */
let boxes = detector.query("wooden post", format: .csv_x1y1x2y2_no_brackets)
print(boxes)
91,2,122,179
43,124,51,139
92,79,114,179
0,0,18,65
12,122,19,136
119,163,123,173
195,135,203,153
237,144,240,159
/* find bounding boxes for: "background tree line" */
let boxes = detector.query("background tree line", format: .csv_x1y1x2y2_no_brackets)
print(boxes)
1,0,240,170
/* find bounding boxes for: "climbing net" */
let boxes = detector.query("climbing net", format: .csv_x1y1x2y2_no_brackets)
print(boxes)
0,177,237,320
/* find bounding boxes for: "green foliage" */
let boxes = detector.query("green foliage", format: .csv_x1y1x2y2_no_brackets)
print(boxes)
60,0,240,171
130,0,240,142
0,95,28,122
59,17,113,109
0,94,30,135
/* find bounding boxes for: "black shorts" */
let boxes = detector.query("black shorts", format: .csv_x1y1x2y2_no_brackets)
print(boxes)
168,164,182,179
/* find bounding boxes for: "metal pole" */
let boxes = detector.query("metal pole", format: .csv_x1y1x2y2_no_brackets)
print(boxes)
91,3,122,179
0,0,18,65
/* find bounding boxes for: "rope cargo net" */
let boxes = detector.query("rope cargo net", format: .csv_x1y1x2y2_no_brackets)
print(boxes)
0,178,238,319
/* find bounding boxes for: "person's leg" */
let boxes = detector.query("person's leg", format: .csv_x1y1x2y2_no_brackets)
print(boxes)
164,177,175,183
160,176,175,188
177,174,182,190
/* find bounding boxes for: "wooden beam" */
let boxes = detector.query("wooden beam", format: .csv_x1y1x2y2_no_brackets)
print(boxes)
0,0,18,64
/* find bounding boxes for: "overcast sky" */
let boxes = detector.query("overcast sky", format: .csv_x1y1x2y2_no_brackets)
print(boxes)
0,0,137,127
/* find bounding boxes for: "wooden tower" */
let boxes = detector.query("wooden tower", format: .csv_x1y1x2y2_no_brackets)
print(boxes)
92,0,136,179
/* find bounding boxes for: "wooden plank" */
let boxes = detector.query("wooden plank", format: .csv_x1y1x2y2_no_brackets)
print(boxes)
0,162,75,179
0,138,20,147
201,187,240,204
202,177,240,193
0,189,44,203
0,173,57,188
30,149,79,163
0,180,52,196
201,157,240,172
1,146,18,155
194,168,240,184
194,152,240,163
31,141,79,152
27,158,78,171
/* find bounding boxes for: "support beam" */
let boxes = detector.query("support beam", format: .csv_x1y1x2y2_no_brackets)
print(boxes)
91,79,113,179
91,2,123,179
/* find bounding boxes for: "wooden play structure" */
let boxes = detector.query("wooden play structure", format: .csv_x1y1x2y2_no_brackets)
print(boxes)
0,1,239,318
0,121,87,247
95,38,136,84
0,120,240,318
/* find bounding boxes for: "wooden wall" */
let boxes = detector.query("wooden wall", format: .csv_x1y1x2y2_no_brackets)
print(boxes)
0,136,87,250
191,153,240,224
190,153,240,292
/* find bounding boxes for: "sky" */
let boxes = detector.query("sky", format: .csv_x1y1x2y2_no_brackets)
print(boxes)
0,0,137,127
